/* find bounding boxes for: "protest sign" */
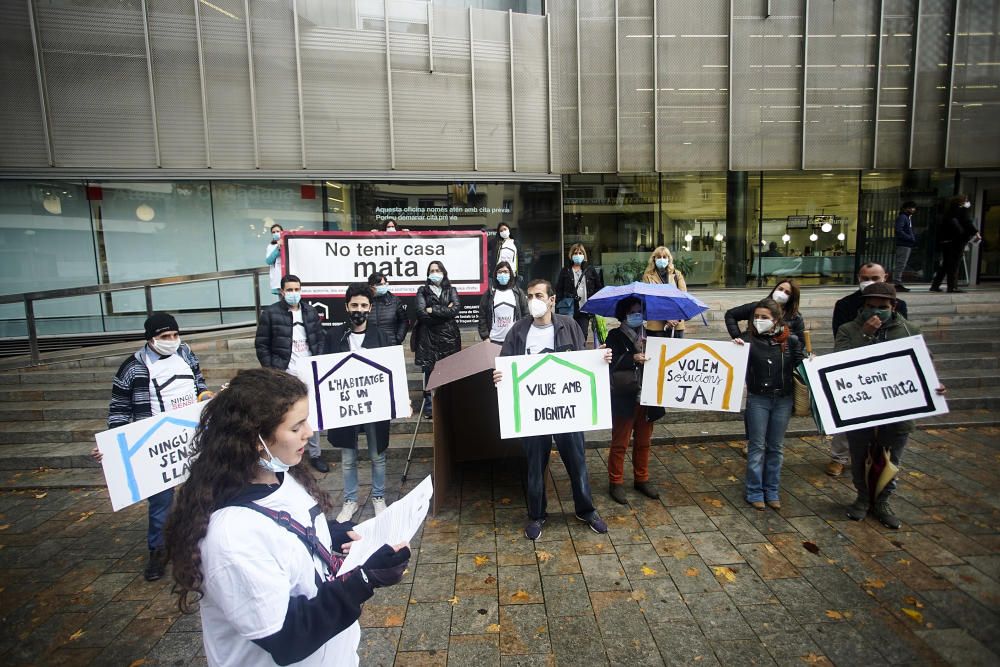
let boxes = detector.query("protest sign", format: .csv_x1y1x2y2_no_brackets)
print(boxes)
299,346,412,431
337,475,433,576
96,401,206,511
640,337,749,412
801,335,947,435
494,349,611,439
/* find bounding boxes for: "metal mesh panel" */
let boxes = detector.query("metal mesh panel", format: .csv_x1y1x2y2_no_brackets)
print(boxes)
472,9,513,171
875,0,916,169
250,0,301,168
299,20,390,168
803,0,879,169
619,9,653,172
550,3,579,173
947,0,1000,167
37,1,155,167
0,2,48,167
512,12,548,172
146,0,207,167
911,0,953,168
579,0,616,172
199,0,255,167
730,0,804,170
657,0,728,171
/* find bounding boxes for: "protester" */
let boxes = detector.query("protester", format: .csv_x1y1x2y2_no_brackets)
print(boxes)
165,368,410,667
605,296,664,504
893,201,918,292
931,194,981,293
383,219,398,232
368,271,409,345
556,243,604,342
255,274,328,472
835,282,946,528
494,279,610,539
414,261,462,419
478,260,527,344
641,246,689,338
725,280,805,341
732,299,804,510
265,222,283,295
326,283,393,523
496,222,519,276
826,262,909,477
91,312,212,581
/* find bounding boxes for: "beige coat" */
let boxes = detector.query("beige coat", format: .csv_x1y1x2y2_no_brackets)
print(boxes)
642,269,688,332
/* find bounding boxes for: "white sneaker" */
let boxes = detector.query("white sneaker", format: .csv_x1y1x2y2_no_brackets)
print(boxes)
372,497,388,516
336,501,358,523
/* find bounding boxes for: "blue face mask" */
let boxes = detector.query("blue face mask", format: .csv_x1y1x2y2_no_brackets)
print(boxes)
428,272,443,284
496,273,510,286
375,284,390,296
271,232,281,242
572,254,585,265
626,312,644,328
283,291,302,307
654,258,669,270
258,434,291,473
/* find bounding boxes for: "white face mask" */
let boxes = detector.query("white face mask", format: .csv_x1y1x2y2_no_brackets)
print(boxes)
754,319,774,334
258,434,291,473
499,229,510,240
529,298,549,319
772,291,790,305
962,201,972,209
859,279,876,291
151,338,180,356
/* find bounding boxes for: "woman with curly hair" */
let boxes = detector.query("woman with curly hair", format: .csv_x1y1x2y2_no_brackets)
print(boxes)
641,246,689,338
166,368,410,667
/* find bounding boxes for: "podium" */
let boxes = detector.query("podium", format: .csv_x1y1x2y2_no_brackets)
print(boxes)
426,341,516,513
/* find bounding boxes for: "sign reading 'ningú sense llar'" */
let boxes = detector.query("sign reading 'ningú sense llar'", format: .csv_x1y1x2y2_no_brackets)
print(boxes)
640,338,750,412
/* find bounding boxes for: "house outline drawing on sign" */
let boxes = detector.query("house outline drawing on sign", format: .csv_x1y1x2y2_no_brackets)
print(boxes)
510,354,598,433
655,343,736,409
117,415,200,503
310,353,397,430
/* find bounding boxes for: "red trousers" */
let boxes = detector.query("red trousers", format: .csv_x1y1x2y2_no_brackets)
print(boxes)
608,404,654,484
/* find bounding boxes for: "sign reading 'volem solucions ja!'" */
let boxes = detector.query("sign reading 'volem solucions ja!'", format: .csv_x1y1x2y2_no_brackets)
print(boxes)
494,349,612,439
640,337,750,412
801,335,948,435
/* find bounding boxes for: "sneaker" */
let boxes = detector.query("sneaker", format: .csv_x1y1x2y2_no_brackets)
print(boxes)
524,518,546,540
576,513,608,534
143,548,167,582
846,495,869,521
873,500,901,529
895,284,911,292
372,497,388,516
825,460,844,477
337,501,358,523
309,456,330,473
633,481,660,499
609,483,627,505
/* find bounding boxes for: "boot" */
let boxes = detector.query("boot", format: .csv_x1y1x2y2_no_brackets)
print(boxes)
846,494,869,521
633,481,660,499
609,483,627,505
873,498,901,529
144,547,167,582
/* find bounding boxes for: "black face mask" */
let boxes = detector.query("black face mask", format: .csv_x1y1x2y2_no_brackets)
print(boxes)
349,311,368,326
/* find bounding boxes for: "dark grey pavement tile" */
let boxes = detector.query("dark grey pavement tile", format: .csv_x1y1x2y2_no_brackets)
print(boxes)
711,639,777,666
499,564,544,605
738,603,819,659
540,574,592,618
451,595,500,636
590,590,662,666
914,628,1000,667
684,591,755,641
411,562,457,603
448,634,500,667
358,626,401,667
400,602,452,651
689,531,745,566
578,553,630,592
547,614,607,666
647,619,720,667
499,604,550,656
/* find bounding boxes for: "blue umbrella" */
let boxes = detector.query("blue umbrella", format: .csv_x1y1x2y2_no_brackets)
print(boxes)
581,282,710,321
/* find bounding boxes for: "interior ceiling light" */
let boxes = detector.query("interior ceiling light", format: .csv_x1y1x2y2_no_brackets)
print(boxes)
42,195,61,215
684,234,693,242
837,232,846,241
821,222,833,233
781,234,791,243
714,233,724,241
809,233,818,242
136,204,155,222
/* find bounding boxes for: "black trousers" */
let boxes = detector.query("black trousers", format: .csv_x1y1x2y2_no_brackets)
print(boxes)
931,241,964,291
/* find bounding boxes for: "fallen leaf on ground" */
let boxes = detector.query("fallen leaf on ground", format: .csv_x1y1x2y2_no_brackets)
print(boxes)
685,567,699,577
908,471,925,478
800,653,831,665
447,595,460,605
499,498,511,505
764,544,778,554
726,475,739,482
897,559,911,566
802,541,820,554
127,660,146,667
863,578,886,589
473,555,490,567
903,596,925,608
510,590,531,602
630,590,647,602
484,575,497,584
901,607,924,623
640,565,658,576
0,525,9,531
705,498,724,508
535,550,553,563
68,629,84,641
825,610,844,620
34,493,47,499
712,566,737,583
75,511,96,523
486,623,501,633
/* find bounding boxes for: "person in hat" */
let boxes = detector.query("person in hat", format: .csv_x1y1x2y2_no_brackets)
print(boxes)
834,282,947,529
91,312,213,581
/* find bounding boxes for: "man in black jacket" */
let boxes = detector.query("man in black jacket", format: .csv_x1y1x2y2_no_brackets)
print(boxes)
255,274,328,472
494,279,610,541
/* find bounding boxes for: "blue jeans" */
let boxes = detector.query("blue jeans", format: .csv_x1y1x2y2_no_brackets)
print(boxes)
147,488,174,550
341,422,386,502
522,432,596,522
744,393,793,503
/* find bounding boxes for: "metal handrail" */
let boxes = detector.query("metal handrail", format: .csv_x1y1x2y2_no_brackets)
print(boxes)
2,267,268,364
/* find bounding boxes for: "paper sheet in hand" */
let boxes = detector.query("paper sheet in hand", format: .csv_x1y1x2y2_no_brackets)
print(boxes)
336,475,433,576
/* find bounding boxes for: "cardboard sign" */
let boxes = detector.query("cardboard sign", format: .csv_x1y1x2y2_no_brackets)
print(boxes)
640,337,750,412
298,346,413,431
801,335,948,434
284,230,488,298
495,349,611,439
96,401,206,511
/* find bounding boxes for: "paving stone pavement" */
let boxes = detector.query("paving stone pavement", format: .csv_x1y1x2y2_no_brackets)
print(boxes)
1,427,999,666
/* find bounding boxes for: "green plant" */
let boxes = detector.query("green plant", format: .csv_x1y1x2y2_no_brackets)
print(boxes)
672,253,697,279
608,258,647,285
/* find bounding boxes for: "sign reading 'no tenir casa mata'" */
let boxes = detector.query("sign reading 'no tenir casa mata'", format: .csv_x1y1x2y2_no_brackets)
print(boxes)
640,337,749,412
495,349,611,439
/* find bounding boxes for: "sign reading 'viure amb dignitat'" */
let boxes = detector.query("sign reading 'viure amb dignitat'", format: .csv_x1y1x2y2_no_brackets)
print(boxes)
494,349,612,439
640,338,750,412
802,335,948,435
284,231,487,297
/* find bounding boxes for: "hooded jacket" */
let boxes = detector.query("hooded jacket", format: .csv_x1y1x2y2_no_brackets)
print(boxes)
255,300,325,371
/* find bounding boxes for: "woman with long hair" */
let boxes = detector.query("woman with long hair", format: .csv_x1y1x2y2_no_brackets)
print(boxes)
732,299,804,511
555,243,604,342
478,260,527,344
724,279,805,341
641,246,689,338
495,222,519,276
166,368,410,667
414,260,462,418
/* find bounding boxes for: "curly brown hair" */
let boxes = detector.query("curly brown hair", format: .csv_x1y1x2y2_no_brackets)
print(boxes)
165,367,332,613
